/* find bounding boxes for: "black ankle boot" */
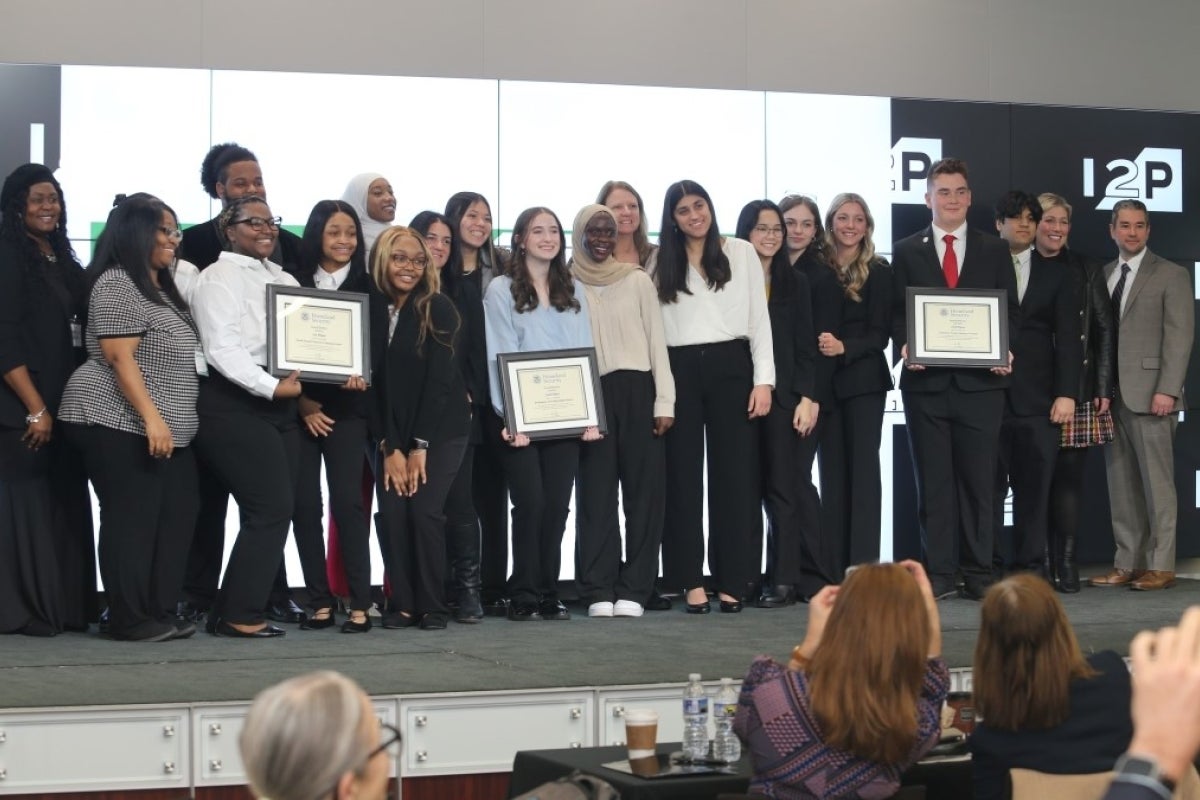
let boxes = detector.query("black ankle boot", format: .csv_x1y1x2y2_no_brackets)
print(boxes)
1057,531,1080,593
448,522,484,623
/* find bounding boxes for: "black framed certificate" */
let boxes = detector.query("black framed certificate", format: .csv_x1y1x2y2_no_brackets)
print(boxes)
266,285,372,384
497,348,607,440
906,287,1009,368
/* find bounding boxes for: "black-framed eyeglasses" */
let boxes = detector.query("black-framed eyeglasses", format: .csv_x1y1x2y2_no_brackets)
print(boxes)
231,216,282,231
368,722,404,761
159,226,184,241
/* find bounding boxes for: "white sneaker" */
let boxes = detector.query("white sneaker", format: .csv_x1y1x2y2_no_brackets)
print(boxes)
588,601,615,617
613,600,644,617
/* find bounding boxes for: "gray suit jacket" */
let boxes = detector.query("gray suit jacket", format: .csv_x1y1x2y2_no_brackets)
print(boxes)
1105,249,1193,413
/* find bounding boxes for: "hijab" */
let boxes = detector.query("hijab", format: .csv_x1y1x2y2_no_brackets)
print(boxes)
570,204,637,287
341,172,391,253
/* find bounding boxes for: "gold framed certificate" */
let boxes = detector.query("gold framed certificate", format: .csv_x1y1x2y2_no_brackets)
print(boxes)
266,285,372,384
497,348,608,440
906,287,1009,368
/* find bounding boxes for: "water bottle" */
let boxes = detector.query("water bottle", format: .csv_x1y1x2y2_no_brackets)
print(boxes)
682,672,709,761
712,677,741,763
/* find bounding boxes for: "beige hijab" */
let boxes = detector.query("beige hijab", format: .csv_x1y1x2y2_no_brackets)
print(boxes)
570,204,638,287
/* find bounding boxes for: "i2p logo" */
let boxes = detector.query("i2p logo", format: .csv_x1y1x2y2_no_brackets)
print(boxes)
891,137,942,204
1082,147,1182,212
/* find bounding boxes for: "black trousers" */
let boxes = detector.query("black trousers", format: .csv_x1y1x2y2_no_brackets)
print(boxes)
994,411,1060,570
294,415,369,611
503,436,579,605
66,424,198,638
376,436,466,617
818,391,887,575
575,370,665,605
193,375,299,625
475,408,510,600
662,340,761,597
761,399,830,595
903,385,1005,583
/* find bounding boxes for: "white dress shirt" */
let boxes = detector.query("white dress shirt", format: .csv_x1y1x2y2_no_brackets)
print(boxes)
1106,247,1146,319
931,221,968,271
313,263,351,290
1013,248,1031,302
193,251,300,399
657,237,775,387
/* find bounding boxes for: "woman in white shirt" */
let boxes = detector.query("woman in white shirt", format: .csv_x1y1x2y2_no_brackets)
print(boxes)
191,195,308,638
652,180,774,614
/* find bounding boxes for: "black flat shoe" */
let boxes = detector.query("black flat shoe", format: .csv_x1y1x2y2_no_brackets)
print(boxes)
538,599,571,620
685,600,711,615
213,620,286,638
756,586,796,608
645,592,673,611
419,613,449,630
300,609,337,630
381,611,420,629
507,603,543,622
342,616,372,633
175,600,209,624
482,597,510,617
18,619,57,637
719,599,744,613
264,598,308,624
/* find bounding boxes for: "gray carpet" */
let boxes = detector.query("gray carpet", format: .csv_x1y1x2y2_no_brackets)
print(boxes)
2,579,1196,709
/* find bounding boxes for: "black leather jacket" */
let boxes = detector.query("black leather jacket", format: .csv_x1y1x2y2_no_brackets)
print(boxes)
1053,248,1114,400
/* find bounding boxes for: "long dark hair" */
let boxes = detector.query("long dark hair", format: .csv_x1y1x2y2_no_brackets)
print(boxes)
0,165,78,270
508,207,578,314
655,180,729,304
86,193,188,309
300,199,367,279
735,199,797,301
443,191,499,297
409,210,460,298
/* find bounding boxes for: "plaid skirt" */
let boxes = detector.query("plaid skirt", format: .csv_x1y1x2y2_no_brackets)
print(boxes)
1060,400,1115,449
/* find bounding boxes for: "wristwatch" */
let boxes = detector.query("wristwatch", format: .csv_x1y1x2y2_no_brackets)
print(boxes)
1114,753,1176,792
409,437,430,452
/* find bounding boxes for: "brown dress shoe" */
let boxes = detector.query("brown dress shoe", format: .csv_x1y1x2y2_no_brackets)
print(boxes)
1088,568,1146,587
1131,570,1177,591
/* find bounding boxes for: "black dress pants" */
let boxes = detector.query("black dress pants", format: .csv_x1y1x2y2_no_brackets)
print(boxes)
193,375,299,626
67,424,198,639
662,340,761,598
376,436,467,617
575,370,665,605
503,437,580,605
994,411,1060,571
475,408,510,600
294,415,369,611
818,392,887,575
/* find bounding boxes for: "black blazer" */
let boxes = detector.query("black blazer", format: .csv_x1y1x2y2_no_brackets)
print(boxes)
179,216,306,277
295,266,374,420
369,290,470,453
1051,248,1115,402
0,237,87,428
832,259,894,400
891,227,1020,393
794,250,843,405
768,266,815,409
1005,251,1082,416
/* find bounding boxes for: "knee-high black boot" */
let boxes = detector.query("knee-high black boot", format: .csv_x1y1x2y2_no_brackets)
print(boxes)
1057,528,1080,593
447,522,483,623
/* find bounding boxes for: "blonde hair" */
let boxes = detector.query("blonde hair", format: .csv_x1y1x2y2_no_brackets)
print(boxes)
371,226,454,353
806,563,931,764
824,193,876,302
1037,193,1073,250
972,574,1097,731
240,671,368,800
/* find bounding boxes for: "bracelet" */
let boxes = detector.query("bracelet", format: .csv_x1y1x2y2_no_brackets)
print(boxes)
25,407,47,425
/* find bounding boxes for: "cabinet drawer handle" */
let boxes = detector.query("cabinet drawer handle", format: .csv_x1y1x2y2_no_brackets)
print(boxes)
210,759,223,772
415,715,428,727
416,750,429,762
209,722,222,735
163,762,176,775
569,707,582,720
612,706,625,718
163,724,175,737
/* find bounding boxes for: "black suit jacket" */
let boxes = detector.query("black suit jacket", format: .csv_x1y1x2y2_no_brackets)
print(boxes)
891,227,1020,393
295,266,374,420
1005,251,1082,416
794,250,843,405
179,216,305,277
832,259,894,399
768,266,815,409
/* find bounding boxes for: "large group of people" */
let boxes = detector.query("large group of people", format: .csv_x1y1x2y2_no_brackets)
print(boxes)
0,144,1192,640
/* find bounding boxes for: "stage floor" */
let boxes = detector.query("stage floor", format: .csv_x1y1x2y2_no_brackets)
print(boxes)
2,577,1196,710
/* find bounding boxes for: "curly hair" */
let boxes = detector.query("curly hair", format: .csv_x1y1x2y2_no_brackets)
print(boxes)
507,207,578,314
200,143,258,199
0,165,78,270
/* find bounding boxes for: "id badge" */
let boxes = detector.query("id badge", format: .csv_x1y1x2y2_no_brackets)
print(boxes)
194,345,209,377
70,317,83,348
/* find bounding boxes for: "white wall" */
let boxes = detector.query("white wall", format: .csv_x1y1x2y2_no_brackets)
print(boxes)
6,0,1200,113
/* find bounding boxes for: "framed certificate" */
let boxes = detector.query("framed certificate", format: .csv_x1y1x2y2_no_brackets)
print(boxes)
497,348,608,440
266,285,372,384
906,287,1009,368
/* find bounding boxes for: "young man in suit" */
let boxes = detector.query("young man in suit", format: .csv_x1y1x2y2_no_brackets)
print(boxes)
891,158,1019,600
1090,200,1193,591
991,191,1081,576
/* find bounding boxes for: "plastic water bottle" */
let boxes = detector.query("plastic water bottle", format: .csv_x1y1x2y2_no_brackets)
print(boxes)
712,677,741,763
682,673,709,761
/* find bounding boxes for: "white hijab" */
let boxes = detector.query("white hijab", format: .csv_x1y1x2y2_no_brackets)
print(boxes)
341,172,392,253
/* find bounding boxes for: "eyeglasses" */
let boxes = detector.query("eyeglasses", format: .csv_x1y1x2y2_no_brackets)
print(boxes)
231,216,282,231
368,723,404,761
159,226,184,241
752,225,784,237
390,253,428,270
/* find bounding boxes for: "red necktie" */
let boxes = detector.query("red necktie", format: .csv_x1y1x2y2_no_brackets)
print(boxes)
942,234,958,288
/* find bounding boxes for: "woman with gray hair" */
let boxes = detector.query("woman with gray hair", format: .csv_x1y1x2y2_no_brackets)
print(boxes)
240,670,398,800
